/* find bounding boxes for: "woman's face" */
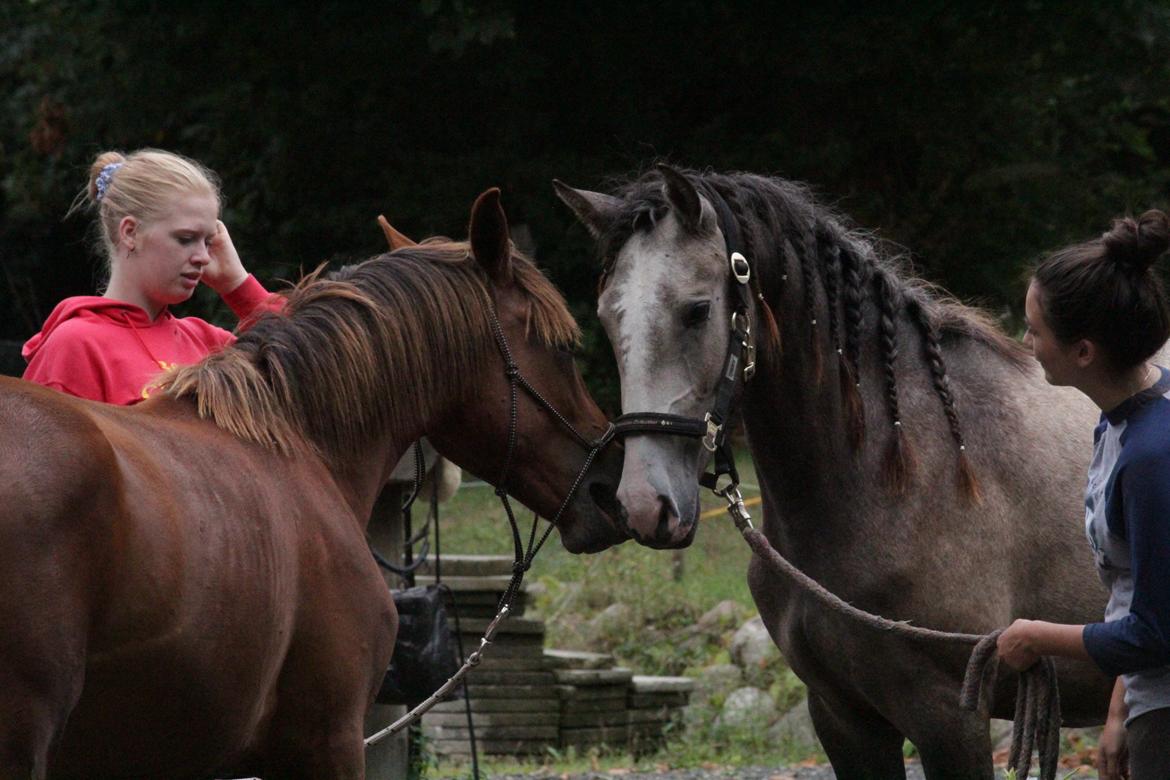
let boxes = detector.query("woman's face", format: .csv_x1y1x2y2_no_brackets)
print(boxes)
123,194,219,314
1024,280,1082,386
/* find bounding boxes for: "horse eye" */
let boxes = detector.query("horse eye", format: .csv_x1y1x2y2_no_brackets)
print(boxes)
682,300,711,328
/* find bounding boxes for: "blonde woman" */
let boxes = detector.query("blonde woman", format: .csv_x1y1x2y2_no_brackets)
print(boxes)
22,149,277,404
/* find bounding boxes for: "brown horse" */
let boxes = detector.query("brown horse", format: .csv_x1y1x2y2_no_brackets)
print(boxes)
0,189,626,780
556,167,1112,779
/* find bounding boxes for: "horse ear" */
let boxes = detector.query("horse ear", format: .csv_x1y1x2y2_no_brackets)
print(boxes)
377,215,417,250
553,180,620,239
469,188,512,282
656,164,702,232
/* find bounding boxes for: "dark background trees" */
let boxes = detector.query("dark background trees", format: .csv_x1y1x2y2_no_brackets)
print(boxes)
4,1,1170,408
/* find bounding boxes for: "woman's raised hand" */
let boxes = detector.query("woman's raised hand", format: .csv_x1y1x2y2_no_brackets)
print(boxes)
205,220,248,294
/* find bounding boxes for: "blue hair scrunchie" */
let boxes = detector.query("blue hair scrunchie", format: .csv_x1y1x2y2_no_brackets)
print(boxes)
95,162,123,203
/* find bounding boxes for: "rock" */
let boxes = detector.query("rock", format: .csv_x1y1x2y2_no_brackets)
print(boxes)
691,663,744,704
719,686,777,728
768,696,821,752
586,602,633,640
990,718,1013,751
730,616,779,670
542,648,614,669
552,667,634,686
630,675,694,695
694,600,742,634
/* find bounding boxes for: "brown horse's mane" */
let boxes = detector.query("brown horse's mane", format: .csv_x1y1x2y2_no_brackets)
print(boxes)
159,240,579,460
599,168,1029,501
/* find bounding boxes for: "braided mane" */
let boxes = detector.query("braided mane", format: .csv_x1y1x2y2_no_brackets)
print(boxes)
600,169,1027,501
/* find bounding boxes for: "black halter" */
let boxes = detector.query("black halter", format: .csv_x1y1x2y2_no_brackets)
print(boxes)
608,188,757,500
483,302,616,603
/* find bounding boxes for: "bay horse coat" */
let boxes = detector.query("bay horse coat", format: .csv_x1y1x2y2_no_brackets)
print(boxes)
0,189,626,779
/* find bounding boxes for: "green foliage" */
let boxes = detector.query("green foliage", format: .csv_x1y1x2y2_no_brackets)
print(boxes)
5,3,1170,407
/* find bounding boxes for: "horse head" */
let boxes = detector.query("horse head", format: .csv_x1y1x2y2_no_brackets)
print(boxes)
415,189,628,554
554,166,740,548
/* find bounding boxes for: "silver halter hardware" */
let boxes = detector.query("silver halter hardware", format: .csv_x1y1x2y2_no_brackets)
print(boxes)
730,251,751,284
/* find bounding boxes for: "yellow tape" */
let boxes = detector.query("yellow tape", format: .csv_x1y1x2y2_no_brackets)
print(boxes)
700,495,762,520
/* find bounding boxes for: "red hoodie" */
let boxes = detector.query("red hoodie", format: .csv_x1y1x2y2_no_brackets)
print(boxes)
22,275,277,405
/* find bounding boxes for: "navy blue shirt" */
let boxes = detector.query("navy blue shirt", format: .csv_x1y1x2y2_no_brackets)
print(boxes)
1082,367,1170,720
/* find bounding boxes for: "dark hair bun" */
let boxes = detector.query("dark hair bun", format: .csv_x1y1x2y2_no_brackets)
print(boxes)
1102,209,1170,271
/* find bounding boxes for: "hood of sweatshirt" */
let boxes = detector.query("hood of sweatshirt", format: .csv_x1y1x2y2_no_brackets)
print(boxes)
22,297,170,361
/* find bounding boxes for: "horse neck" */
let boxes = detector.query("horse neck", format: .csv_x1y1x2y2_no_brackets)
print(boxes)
301,302,492,526
742,240,958,548
327,430,425,530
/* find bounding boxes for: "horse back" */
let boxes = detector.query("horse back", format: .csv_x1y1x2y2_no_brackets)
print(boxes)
0,378,395,778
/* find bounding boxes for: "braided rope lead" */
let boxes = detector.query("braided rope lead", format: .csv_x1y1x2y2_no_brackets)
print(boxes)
737,525,1061,780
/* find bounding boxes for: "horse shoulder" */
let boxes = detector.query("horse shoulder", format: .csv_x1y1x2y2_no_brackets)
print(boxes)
0,379,124,537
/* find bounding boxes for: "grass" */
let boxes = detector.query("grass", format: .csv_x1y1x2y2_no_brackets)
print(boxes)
424,447,822,774
420,447,1109,778
434,446,762,658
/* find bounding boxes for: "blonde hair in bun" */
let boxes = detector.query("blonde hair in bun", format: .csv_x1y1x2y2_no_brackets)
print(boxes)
74,148,221,267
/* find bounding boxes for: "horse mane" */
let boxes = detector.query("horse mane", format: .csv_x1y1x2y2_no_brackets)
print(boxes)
599,168,1027,502
158,241,579,461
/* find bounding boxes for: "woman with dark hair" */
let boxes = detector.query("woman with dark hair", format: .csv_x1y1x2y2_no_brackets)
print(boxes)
998,210,1170,779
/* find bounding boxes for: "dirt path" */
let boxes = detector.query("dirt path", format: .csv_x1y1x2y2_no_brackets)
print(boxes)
492,762,1100,779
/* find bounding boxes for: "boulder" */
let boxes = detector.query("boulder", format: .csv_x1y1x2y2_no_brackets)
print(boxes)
587,602,634,640
691,663,744,704
694,600,742,634
718,686,777,728
767,696,821,753
730,616,779,670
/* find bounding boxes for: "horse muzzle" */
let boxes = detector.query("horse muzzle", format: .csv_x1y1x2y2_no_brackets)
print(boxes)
614,451,699,549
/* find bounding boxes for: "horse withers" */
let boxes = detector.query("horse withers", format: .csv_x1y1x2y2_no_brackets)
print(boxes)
0,188,627,779
556,167,1112,779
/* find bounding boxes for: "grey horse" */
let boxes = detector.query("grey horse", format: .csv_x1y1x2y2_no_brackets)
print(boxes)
555,166,1112,778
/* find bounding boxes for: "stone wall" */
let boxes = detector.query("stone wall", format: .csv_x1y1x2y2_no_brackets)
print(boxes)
415,555,693,761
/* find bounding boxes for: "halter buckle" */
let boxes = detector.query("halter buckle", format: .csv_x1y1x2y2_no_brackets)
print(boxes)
731,310,750,337
730,251,751,285
702,412,722,452
715,482,754,533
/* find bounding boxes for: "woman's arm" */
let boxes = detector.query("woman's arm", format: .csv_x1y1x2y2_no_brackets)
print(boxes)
997,619,1094,670
205,220,283,322
1097,677,1129,780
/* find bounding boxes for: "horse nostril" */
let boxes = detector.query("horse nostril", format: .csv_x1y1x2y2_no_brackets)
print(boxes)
656,494,680,537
